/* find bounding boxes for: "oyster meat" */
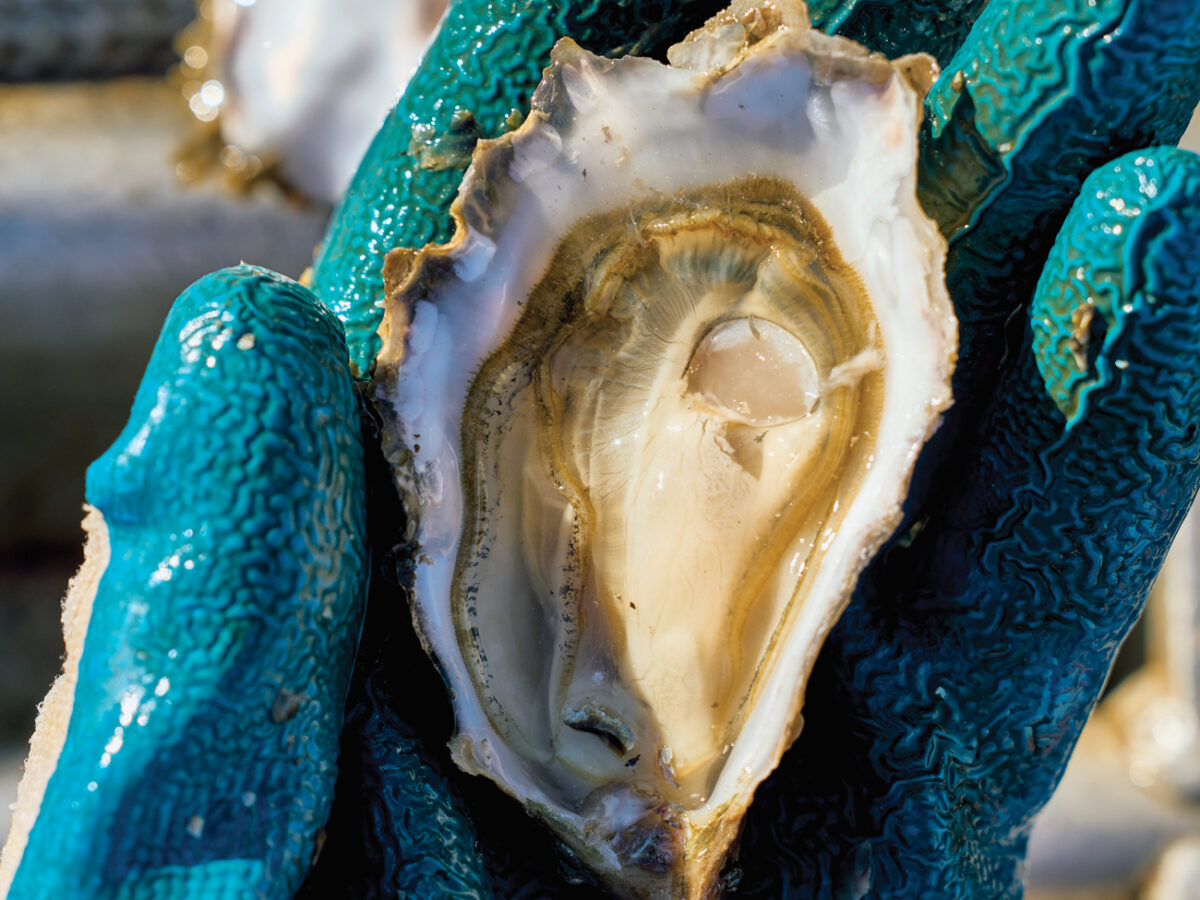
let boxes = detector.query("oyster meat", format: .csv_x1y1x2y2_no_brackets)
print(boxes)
372,2,956,897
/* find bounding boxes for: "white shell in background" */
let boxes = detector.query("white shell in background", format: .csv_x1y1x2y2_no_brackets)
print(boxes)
206,0,447,201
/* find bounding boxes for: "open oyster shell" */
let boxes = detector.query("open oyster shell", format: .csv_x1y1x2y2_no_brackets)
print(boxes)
372,2,956,897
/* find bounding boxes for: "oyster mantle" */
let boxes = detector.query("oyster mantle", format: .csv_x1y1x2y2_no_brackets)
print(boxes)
372,2,956,897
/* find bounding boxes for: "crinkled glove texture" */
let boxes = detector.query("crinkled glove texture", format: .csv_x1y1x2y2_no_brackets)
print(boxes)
807,0,988,62
5,267,368,899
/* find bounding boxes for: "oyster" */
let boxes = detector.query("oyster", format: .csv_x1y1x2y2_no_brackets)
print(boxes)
204,0,449,200
372,2,956,897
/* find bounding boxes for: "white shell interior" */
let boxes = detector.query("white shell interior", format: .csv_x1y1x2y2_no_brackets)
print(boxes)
375,8,954,894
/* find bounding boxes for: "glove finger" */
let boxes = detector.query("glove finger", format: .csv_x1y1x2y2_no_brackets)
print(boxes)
297,429,496,899
309,0,725,377
918,0,1200,424
0,267,368,899
947,146,1200,637
809,0,989,64
820,147,1200,894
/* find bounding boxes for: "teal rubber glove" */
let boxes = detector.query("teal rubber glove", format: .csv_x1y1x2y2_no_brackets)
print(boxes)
3,0,1200,898
1,268,369,898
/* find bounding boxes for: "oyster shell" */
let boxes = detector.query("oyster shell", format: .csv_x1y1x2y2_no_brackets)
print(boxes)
372,2,956,897
205,0,448,201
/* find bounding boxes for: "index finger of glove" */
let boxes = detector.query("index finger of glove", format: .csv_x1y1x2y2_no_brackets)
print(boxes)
1,267,368,899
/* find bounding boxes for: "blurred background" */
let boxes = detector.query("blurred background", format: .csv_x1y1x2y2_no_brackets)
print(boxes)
1,1,1199,896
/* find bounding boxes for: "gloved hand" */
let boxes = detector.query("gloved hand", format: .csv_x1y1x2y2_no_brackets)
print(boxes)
4,1,1200,898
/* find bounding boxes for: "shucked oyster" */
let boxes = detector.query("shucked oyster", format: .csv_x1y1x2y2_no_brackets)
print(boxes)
372,2,956,897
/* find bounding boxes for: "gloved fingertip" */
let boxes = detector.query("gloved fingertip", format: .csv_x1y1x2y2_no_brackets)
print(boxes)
87,264,354,517
1031,147,1200,427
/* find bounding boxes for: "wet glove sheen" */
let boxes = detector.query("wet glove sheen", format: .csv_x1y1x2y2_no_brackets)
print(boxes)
5,268,368,899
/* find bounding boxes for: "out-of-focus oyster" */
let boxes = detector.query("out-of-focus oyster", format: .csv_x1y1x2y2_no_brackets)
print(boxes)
372,2,956,896
199,0,448,201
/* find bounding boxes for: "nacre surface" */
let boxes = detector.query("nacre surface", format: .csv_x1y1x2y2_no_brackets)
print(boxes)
373,3,956,896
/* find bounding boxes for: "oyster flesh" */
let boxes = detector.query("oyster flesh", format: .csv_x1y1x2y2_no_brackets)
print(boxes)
372,2,956,897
